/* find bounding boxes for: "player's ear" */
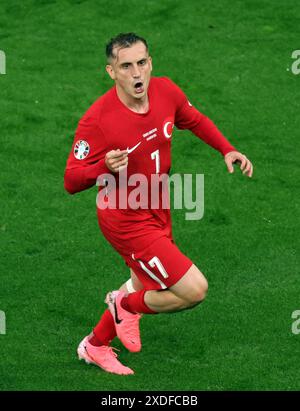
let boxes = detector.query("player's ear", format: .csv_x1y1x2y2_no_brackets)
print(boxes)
106,64,116,80
148,56,153,72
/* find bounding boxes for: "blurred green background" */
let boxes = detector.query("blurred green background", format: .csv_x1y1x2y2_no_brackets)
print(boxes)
0,0,299,390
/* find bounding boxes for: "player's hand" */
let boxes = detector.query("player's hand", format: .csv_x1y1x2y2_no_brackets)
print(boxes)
224,151,253,178
105,149,128,173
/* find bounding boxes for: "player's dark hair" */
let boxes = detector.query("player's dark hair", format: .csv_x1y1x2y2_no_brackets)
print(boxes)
106,33,148,61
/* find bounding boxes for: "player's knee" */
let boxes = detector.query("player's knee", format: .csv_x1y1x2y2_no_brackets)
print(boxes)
130,270,144,291
186,277,208,307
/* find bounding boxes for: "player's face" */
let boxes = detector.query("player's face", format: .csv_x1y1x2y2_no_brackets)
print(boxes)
106,42,152,100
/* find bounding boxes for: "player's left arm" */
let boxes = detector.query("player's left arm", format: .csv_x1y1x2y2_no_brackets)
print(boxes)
162,77,254,178
184,112,254,178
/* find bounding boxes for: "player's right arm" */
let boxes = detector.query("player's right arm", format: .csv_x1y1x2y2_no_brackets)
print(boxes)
64,115,128,194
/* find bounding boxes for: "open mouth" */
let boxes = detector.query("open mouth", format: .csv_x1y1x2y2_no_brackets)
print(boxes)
134,82,144,94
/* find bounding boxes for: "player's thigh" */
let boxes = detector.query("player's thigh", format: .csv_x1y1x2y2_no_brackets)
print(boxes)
119,268,144,293
125,236,194,290
130,269,144,291
169,264,208,304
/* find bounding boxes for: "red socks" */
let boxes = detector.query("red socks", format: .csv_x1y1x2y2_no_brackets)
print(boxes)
89,290,156,347
121,289,156,314
90,309,116,346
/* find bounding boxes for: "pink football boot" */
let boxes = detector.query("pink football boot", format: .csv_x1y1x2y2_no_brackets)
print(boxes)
77,336,134,375
105,290,142,353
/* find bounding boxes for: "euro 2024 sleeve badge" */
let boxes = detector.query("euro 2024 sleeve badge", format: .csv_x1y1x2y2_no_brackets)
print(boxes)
74,140,90,160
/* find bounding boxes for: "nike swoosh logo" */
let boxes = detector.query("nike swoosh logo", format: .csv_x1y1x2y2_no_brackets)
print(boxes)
127,141,141,154
114,301,123,324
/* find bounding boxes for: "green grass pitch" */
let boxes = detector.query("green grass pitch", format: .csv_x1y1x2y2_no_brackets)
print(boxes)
1,0,299,391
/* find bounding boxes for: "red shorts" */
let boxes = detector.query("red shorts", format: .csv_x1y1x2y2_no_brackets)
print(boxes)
123,235,193,290
98,208,193,290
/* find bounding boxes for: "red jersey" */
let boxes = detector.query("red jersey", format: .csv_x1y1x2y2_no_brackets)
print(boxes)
64,76,236,255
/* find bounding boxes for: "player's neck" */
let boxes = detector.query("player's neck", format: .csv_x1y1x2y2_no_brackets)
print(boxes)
116,86,149,114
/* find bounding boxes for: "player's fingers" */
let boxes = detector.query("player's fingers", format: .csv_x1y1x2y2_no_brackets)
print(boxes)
248,162,254,178
117,158,129,172
242,159,253,178
242,158,251,175
225,158,234,174
110,154,128,166
239,156,247,171
105,154,127,172
106,149,128,160
114,149,128,157
112,152,128,160
107,151,127,163
105,150,116,160
113,157,128,171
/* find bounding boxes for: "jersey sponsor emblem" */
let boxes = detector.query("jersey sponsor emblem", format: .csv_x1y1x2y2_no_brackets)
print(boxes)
74,140,90,160
162,118,174,139
143,128,157,141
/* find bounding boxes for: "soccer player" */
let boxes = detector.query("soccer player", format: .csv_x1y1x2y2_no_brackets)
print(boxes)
64,33,253,375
